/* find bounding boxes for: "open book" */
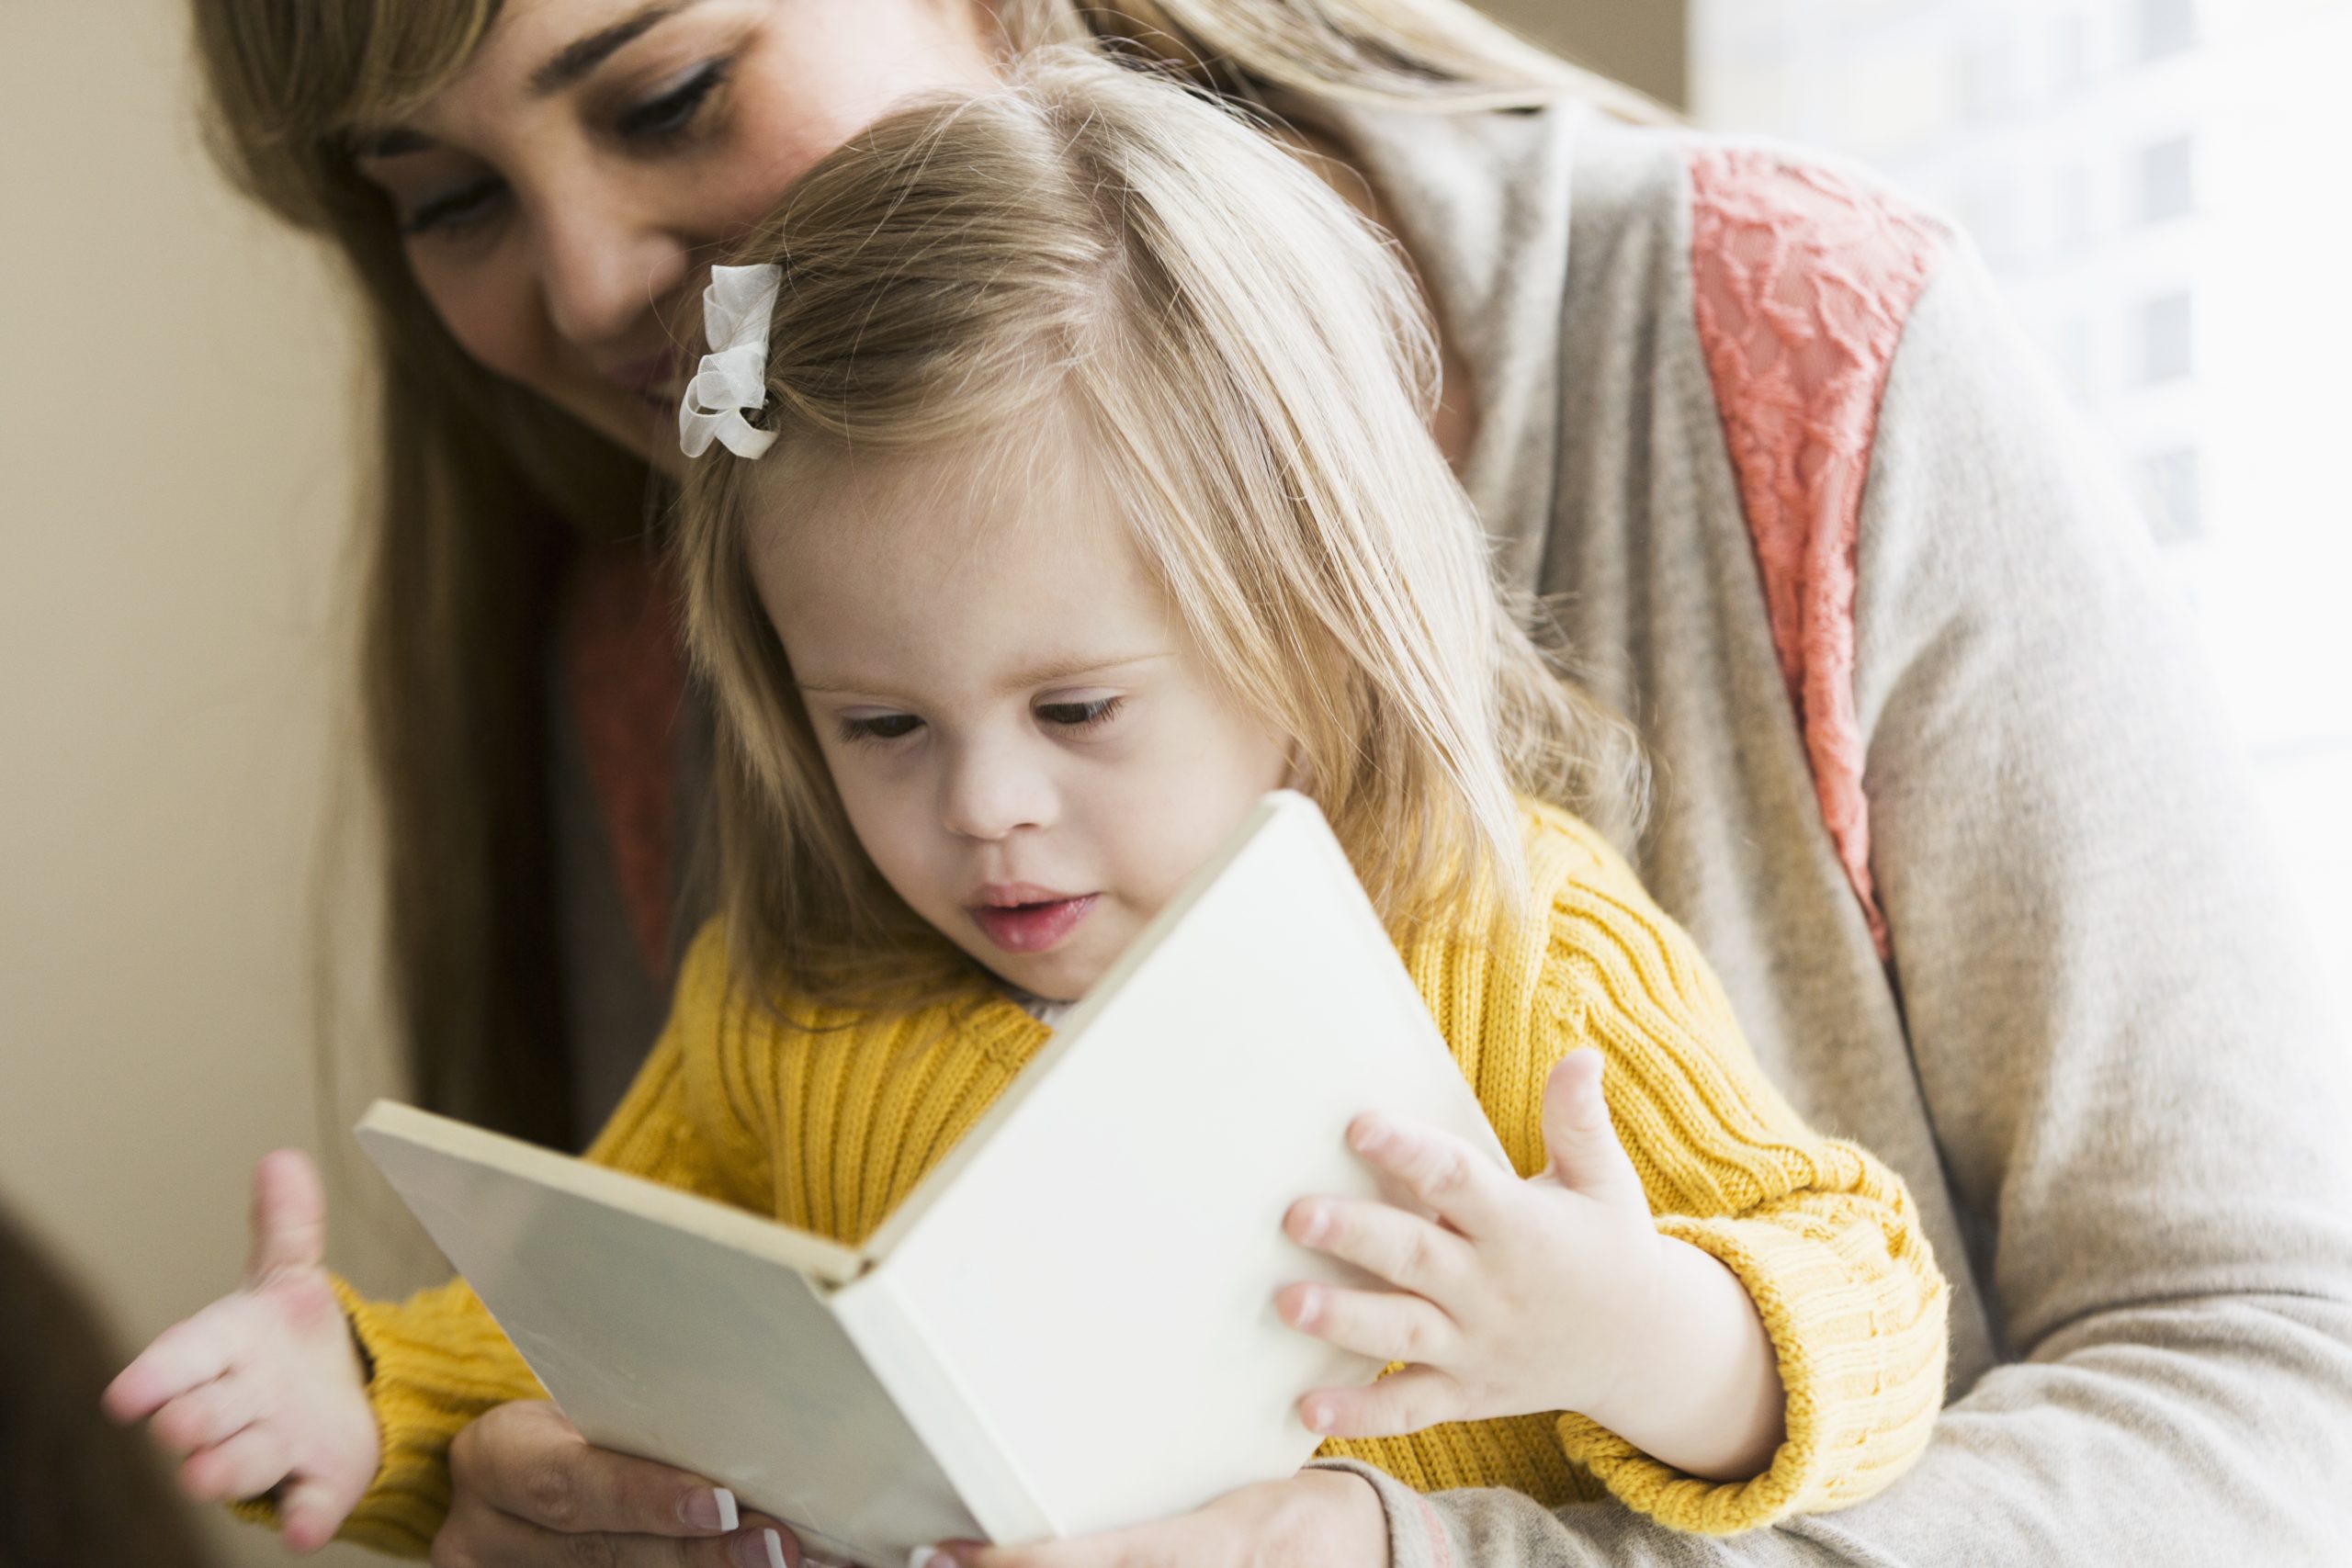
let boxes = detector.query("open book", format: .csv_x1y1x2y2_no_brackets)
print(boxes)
357,791,1509,1568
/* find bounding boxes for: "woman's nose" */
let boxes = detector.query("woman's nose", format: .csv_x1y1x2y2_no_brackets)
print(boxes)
534,190,690,349
940,739,1058,843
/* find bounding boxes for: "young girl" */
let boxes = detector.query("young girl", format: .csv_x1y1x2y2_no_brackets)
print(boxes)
108,53,1947,1559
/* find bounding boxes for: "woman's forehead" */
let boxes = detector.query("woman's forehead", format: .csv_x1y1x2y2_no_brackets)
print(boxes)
346,0,713,146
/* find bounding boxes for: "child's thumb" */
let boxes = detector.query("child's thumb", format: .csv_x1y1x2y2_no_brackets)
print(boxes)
1541,1053,1645,1210
243,1147,329,1286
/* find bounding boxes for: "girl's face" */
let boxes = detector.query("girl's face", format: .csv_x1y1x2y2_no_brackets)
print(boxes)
349,0,1001,479
751,448,1293,1001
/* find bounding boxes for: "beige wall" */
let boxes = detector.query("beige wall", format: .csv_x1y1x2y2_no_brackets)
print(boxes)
0,6,419,1565
1478,0,1689,108
0,3,1682,1562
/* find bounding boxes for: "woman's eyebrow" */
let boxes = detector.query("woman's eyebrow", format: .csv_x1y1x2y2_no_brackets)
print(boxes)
531,0,707,97
348,1,713,158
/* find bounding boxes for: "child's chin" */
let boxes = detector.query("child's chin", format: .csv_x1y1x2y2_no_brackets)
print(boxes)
993,947,1102,1008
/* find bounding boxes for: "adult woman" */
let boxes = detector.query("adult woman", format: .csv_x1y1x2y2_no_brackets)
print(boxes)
187,1,2352,1565
1,1205,220,1568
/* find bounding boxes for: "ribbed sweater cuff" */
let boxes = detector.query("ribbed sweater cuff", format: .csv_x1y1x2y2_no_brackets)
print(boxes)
228,1274,548,1554
220,1276,445,1552
1551,1213,1947,1534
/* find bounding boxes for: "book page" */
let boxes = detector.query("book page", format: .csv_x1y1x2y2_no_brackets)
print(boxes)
357,1105,981,1567
867,793,1510,1540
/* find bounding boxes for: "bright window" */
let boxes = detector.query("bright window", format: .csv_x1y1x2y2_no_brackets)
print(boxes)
1693,0,2352,976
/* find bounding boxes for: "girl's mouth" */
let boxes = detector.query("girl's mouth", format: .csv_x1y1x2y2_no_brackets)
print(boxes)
969,894,1099,954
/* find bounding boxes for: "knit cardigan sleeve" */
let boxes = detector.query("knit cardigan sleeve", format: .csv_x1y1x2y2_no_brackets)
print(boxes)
1530,818,1946,1532
1354,196,2352,1568
318,925,763,1553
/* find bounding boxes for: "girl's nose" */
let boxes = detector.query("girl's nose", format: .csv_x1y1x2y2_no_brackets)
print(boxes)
535,189,690,350
940,739,1058,843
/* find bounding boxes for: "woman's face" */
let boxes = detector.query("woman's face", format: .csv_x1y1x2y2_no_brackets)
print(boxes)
351,0,1002,479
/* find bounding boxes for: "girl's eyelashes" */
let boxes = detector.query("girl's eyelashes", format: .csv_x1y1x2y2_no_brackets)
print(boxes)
1037,696,1125,731
833,698,1125,747
838,713,924,746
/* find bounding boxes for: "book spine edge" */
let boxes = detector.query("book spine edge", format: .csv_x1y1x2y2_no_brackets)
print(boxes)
831,1275,1059,1546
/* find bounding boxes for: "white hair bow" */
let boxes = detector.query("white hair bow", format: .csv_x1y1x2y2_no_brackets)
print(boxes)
678,264,782,459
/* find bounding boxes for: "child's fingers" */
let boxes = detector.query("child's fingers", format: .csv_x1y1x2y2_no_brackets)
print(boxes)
1299,1365,1464,1439
177,1421,290,1503
1276,1280,1458,1367
1285,1194,1473,1300
149,1371,261,1456
277,1473,362,1553
1539,1052,1646,1210
1345,1115,1519,1237
244,1147,329,1287
104,1295,254,1422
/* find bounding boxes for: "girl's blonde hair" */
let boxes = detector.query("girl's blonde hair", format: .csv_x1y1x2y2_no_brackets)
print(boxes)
190,0,1667,1138
678,51,1642,1010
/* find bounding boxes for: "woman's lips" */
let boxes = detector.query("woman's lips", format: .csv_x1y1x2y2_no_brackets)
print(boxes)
969,894,1099,954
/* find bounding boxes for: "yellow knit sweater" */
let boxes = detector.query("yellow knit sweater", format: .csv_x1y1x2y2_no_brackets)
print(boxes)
323,804,1947,1551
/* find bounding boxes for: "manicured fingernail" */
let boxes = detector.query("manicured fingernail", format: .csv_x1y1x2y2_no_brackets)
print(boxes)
1349,1118,1389,1154
729,1529,784,1568
910,1549,955,1568
683,1487,738,1530
1304,1398,1333,1433
1296,1203,1329,1245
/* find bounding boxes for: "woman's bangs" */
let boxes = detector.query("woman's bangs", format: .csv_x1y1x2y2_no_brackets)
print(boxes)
328,0,503,141
199,0,502,164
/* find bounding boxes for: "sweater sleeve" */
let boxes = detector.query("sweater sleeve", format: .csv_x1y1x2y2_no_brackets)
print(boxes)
1364,243,2352,1567
1524,824,1948,1533
322,921,767,1553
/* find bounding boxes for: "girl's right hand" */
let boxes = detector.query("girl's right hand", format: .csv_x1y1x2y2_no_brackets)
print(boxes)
103,1148,379,1550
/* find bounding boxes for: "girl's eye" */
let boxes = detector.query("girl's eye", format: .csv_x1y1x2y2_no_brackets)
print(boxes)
839,714,923,745
400,177,508,239
616,60,730,145
1037,697,1123,731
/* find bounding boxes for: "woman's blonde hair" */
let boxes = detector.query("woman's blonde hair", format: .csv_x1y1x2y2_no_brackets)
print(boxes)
189,0,1665,1139
678,51,1641,1010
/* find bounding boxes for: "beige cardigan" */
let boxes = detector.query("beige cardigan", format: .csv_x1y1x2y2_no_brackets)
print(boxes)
543,96,2352,1565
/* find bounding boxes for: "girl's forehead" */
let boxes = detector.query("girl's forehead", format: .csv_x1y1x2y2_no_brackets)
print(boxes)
749,443,1149,634
754,423,1128,568
753,455,1176,701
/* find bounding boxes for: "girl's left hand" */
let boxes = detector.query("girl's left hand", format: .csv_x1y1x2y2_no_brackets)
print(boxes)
917,1468,1386,1568
1279,1049,1666,1437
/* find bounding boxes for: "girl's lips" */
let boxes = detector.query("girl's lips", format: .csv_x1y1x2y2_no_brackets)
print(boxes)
970,894,1099,955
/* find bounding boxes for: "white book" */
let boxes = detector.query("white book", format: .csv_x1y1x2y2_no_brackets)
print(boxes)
356,790,1510,1568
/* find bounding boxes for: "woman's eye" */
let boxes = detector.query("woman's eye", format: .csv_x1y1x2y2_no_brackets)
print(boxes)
840,714,923,745
1038,697,1123,731
400,177,508,239
616,61,729,144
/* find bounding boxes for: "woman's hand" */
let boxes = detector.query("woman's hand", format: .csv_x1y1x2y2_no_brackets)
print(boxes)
1278,1048,1785,1481
920,1468,1387,1568
437,1400,804,1568
102,1149,379,1549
